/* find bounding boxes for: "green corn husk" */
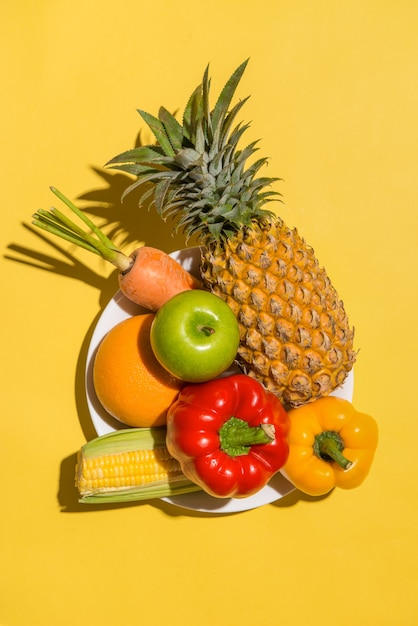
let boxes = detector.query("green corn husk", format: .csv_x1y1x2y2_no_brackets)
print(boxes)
76,427,201,504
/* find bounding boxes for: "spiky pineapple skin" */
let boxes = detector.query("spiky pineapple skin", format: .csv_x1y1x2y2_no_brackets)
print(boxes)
200,219,356,408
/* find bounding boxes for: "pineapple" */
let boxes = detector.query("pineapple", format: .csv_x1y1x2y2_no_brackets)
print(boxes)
108,60,356,407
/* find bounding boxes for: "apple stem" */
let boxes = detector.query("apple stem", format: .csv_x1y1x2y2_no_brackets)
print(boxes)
198,325,215,337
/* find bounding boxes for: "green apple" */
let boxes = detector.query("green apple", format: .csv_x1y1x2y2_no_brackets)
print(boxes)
150,290,240,383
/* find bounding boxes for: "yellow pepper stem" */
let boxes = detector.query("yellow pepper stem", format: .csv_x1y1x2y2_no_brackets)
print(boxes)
313,431,353,470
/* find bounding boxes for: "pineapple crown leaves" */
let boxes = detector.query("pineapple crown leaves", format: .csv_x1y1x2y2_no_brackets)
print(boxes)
107,59,281,242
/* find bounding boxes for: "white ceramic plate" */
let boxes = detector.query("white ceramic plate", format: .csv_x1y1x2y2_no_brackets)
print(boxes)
85,247,354,514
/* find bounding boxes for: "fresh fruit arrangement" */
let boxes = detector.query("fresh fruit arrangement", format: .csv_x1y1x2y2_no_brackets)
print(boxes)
33,60,378,507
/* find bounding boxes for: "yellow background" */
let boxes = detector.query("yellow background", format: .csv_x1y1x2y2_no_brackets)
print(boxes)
1,2,417,625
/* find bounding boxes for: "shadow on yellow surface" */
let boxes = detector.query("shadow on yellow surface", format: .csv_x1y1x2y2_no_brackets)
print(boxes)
4,125,199,295
74,129,198,253
5,223,113,297
4,152,194,294
4,147,198,435
76,163,195,254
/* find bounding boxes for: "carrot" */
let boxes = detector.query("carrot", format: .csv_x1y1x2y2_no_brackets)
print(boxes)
32,187,202,311
118,246,201,311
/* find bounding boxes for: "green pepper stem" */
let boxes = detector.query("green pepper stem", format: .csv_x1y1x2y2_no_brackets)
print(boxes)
313,431,353,470
219,417,275,457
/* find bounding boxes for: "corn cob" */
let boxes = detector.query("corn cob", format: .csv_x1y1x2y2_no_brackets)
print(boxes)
76,427,201,503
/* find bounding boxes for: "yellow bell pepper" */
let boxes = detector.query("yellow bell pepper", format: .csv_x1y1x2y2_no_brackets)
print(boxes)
282,397,378,496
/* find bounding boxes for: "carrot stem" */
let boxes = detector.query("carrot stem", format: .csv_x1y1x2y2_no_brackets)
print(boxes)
32,188,133,272
50,187,116,249
33,210,100,254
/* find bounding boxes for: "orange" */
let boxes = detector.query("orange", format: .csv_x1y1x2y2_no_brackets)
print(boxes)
93,313,184,427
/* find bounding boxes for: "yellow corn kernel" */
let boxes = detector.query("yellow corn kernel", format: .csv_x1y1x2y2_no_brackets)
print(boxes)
75,427,201,503
77,447,183,495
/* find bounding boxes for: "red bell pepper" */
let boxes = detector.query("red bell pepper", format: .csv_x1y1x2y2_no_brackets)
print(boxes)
166,374,289,498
